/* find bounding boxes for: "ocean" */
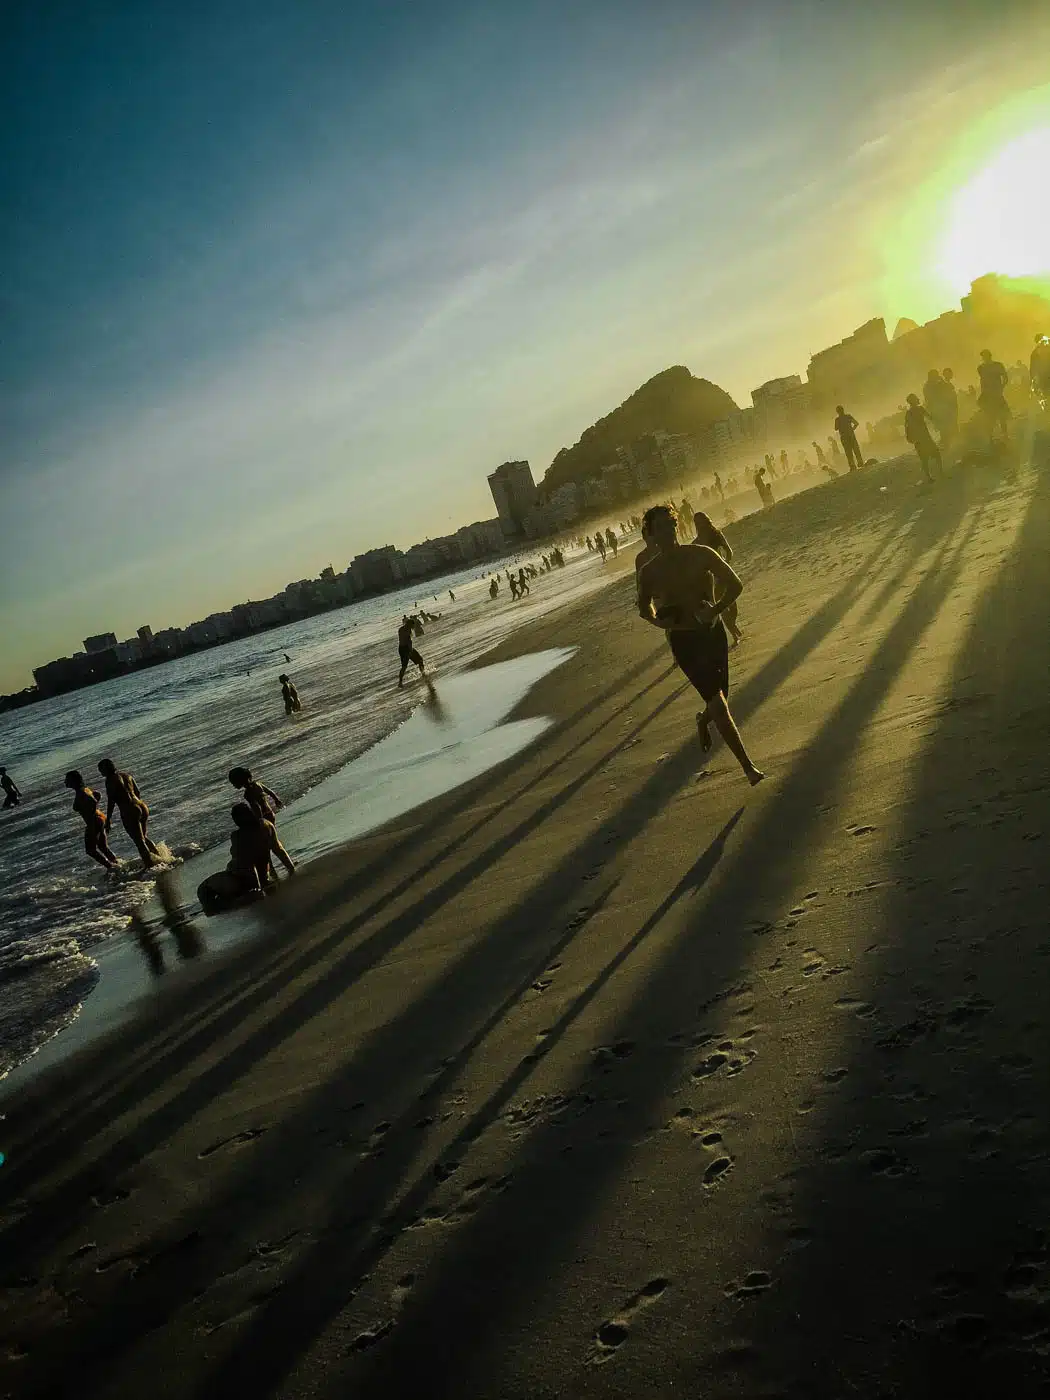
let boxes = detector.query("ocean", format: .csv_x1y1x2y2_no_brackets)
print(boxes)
0,545,621,1078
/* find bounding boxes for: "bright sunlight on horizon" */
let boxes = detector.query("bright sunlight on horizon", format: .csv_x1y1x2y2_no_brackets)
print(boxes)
937,126,1050,294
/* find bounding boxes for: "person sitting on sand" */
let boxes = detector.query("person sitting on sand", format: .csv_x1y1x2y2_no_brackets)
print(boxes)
1,766,22,808
397,616,426,687
637,505,763,786
98,759,162,867
693,511,743,646
229,802,295,889
65,771,120,870
228,766,283,823
279,673,302,715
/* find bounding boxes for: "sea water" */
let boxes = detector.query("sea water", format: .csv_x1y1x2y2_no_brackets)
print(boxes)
0,546,620,1077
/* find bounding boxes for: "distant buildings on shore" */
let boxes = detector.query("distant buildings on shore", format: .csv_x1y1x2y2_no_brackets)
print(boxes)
19,515,512,705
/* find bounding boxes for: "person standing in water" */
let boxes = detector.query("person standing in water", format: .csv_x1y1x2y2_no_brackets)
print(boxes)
1,767,22,808
279,673,302,714
692,511,743,646
637,505,763,785
98,758,162,867
397,615,426,687
835,405,865,471
65,771,120,870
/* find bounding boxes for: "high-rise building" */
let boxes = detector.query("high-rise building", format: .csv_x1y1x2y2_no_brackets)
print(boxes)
83,632,118,654
487,460,536,537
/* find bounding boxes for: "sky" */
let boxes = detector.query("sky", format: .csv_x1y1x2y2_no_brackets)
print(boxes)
2,0,1048,691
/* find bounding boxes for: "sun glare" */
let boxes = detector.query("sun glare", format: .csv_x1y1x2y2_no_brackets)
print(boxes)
937,126,1050,294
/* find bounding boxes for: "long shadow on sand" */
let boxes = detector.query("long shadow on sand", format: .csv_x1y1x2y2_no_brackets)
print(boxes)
2,478,976,1397
742,466,1050,1398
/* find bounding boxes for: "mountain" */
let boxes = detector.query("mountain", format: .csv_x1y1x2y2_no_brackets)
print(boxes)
539,366,739,495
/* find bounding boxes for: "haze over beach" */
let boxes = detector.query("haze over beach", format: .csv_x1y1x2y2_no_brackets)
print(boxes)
3,2,1050,1398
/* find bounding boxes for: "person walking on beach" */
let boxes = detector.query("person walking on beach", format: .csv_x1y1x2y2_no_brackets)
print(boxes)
279,674,302,715
396,615,426,687
904,394,941,483
693,511,743,646
605,527,618,558
98,759,162,867
65,771,120,870
835,405,864,472
637,505,763,785
977,349,1011,442
1,767,22,808
517,567,531,596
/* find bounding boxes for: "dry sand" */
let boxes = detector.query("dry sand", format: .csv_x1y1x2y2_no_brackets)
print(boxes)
2,455,1049,1399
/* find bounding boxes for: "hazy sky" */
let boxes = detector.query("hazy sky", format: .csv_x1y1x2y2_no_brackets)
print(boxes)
2,0,1047,690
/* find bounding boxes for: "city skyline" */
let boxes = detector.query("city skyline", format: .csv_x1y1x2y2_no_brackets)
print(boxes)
3,1,1049,692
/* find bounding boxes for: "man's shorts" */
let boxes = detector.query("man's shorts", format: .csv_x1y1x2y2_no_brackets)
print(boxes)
399,645,423,666
669,623,730,702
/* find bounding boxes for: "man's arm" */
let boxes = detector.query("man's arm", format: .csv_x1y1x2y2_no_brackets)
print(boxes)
261,784,283,810
104,777,116,828
849,415,859,430
637,563,671,629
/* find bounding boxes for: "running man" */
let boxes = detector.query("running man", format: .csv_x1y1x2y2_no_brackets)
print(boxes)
397,615,426,687
65,771,120,870
834,405,865,472
98,758,162,866
693,511,743,646
977,349,1010,441
637,505,764,785
904,394,941,483
1,767,21,808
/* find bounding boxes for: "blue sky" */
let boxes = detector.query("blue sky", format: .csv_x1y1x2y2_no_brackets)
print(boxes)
2,0,1047,689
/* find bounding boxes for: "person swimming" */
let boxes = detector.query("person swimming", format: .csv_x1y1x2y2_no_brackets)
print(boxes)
65,770,120,870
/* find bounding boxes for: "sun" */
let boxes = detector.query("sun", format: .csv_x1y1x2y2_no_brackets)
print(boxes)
936,126,1050,295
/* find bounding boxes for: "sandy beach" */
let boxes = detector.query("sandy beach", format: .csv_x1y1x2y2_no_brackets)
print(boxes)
2,455,1049,1398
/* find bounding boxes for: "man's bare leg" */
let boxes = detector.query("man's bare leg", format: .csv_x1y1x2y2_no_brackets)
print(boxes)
706,692,764,785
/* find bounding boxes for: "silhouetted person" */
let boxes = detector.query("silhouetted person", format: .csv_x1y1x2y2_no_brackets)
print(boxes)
98,758,161,866
1029,335,1050,404
713,472,725,503
828,435,843,467
977,349,1010,441
284,653,291,662
228,802,295,888
835,405,864,471
693,511,742,646
637,506,763,784
0,767,21,808
779,449,790,477
924,369,957,452
449,590,455,602
279,673,302,714
509,575,519,600
228,766,282,822
397,615,426,687
65,771,119,870
755,467,774,508
517,567,530,595
813,441,828,468
904,394,941,483
489,577,499,599
605,527,618,557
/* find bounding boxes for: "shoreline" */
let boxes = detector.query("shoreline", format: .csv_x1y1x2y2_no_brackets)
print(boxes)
3,451,1048,1398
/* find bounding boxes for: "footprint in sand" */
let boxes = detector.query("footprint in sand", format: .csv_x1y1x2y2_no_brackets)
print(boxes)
198,1128,267,1160
725,1270,773,1299
590,1278,669,1365
347,1273,417,1354
703,1155,734,1188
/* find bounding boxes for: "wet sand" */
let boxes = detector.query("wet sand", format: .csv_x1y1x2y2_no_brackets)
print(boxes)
2,455,1049,1399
